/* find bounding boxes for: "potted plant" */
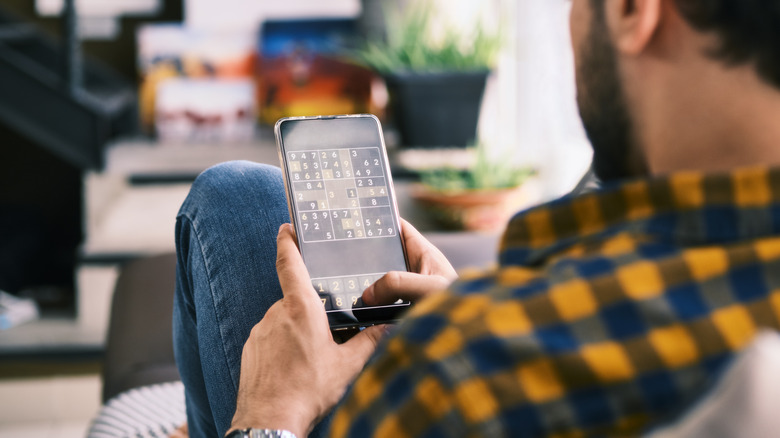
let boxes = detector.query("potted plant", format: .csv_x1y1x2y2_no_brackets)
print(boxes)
411,142,536,231
357,1,501,148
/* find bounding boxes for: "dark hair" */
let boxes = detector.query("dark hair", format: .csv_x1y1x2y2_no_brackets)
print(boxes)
674,0,780,88
590,0,780,89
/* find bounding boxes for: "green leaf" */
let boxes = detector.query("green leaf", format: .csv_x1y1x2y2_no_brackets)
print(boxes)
354,0,502,73
419,142,536,192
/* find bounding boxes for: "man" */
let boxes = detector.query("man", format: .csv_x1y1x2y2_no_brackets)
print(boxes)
173,0,780,436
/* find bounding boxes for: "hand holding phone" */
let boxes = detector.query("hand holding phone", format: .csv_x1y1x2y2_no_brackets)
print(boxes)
362,219,457,306
276,114,412,328
230,224,387,437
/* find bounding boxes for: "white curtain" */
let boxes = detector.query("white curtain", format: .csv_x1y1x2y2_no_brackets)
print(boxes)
480,0,592,201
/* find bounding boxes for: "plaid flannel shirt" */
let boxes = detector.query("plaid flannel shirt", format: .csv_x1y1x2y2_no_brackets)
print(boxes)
330,166,780,437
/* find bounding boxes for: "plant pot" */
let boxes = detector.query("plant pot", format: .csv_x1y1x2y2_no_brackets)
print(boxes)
410,184,526,232
384,70,489,148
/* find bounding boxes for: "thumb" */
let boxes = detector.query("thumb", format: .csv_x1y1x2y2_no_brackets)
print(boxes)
276,224,316,304
363,271,450,305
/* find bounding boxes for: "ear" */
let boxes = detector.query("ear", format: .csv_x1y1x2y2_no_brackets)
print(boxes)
606,0,662,55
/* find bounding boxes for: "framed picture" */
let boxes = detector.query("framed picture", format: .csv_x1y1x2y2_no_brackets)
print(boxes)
257,18,375,123
137,24,256,136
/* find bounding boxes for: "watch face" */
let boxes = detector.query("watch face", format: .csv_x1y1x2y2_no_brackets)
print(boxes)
225,429,249,438
226,428,297,438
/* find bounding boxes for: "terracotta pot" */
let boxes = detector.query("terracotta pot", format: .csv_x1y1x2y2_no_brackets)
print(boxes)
410,184,526,231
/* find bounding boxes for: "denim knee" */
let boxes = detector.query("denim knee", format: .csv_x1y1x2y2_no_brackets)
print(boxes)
179,160,286,221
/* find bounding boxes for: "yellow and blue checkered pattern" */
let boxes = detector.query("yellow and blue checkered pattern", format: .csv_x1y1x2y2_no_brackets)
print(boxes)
330,166,780,437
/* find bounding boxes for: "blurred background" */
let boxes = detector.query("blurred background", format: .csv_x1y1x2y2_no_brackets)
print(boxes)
0,0,592,435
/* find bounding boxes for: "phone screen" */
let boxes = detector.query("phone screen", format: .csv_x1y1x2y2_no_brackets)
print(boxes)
275,115,410,328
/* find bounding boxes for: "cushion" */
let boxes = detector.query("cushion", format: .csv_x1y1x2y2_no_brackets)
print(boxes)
87,381,185,438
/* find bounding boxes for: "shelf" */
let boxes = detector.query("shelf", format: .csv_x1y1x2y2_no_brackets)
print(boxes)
0,318,104,360
0,7,137,170
102,137,280,180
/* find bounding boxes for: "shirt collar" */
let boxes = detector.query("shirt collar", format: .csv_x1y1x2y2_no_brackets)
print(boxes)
500,166,780,267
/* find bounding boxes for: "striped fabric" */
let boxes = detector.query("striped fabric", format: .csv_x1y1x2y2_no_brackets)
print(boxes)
331,166,780,437
87,381,185,438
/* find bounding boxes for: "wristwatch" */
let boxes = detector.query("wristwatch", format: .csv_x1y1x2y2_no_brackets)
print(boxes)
225,428,298,438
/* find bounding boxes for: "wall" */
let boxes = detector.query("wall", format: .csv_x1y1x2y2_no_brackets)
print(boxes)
509,0,593,200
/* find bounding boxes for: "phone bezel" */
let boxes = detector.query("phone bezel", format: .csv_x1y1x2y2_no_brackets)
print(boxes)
274,114,411,328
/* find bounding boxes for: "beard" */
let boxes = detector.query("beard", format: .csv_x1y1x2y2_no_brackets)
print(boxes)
575,9,645,182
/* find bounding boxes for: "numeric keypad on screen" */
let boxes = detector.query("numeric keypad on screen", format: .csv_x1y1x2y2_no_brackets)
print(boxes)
312,274,385,311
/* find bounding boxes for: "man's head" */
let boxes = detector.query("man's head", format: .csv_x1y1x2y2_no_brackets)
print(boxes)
570,0,780,182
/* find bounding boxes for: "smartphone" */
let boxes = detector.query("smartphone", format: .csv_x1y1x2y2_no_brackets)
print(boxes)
275,114,410,329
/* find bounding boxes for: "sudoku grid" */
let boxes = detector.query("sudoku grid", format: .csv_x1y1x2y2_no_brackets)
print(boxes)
287,147,397,243
286,146,400,311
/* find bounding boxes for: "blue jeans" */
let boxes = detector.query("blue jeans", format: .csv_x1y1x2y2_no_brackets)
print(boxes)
173,161,332,438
